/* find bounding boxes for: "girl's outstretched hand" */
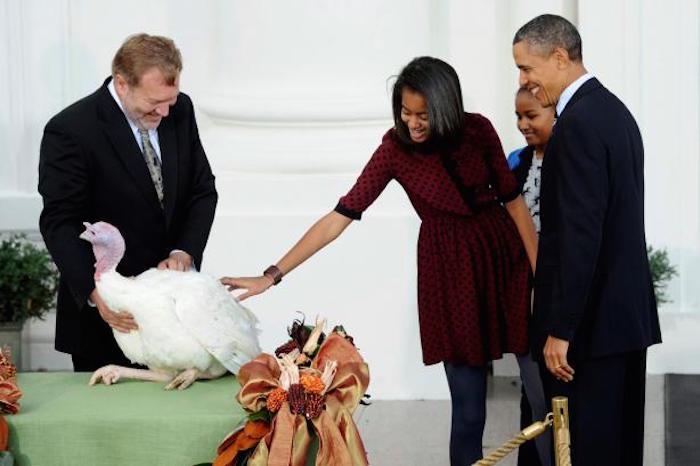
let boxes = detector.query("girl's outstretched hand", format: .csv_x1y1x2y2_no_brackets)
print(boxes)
220,276,274,301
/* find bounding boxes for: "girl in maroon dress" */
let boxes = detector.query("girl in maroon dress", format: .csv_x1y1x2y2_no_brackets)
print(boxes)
222,57,537,465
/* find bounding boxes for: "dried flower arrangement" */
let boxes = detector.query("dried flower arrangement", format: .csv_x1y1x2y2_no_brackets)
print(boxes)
213,315,370,466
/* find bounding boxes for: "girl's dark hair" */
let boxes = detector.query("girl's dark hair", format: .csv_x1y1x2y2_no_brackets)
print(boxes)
391,56,465,146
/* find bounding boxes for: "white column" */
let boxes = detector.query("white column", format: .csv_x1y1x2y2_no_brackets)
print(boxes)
197,0,436,173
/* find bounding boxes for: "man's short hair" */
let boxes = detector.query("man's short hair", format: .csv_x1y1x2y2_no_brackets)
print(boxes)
112,33,182,86
513,14,582,62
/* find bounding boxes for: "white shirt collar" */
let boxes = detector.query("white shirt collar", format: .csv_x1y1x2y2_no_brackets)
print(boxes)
108,78,138,130
556,72,594,117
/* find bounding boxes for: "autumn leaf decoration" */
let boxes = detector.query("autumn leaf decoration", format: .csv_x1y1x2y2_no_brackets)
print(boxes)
0,348,21,415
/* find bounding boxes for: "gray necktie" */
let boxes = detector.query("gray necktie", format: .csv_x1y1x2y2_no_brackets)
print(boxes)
138,129,164,208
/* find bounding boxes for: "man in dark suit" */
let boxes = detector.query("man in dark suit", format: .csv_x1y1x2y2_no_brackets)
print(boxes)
39,34,218,372
512,15,661,465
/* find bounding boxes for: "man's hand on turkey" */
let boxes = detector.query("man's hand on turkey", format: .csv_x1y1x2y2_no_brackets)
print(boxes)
91,289,138,333
158,250,193,271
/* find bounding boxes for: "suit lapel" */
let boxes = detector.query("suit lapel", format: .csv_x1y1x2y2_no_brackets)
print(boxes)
97,79,164,214
158,114,178,227
558,77,602,120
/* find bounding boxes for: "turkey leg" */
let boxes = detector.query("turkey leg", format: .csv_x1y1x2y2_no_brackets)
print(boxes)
89,365,172,386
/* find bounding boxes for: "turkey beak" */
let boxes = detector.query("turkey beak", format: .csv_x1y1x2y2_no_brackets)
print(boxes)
79,222,93,242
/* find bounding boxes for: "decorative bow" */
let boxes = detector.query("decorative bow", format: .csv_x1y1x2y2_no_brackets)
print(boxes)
217,332,370,466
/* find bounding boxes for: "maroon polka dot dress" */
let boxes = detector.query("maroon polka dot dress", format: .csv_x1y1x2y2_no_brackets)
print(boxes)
336,113,530,366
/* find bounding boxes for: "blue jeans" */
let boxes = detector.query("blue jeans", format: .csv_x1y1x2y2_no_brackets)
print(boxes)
444,363,488,466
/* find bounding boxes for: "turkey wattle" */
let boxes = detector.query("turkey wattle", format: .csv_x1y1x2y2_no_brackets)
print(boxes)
79,221,261,390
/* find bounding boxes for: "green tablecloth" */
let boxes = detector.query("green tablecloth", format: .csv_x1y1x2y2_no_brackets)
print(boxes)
7,372,246,466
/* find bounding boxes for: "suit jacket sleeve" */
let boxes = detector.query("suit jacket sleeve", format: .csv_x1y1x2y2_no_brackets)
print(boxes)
38,119,96,308
550,114,608,340
174,97,218,269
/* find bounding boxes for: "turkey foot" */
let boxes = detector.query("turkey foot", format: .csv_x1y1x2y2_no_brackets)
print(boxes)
164,368,218,391
89,365,172,386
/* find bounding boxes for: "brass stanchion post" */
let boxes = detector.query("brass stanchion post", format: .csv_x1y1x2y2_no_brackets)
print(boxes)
552,396,571,466
471,396,572,466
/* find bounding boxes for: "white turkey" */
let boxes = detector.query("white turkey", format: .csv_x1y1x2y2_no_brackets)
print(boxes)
79,221,261,390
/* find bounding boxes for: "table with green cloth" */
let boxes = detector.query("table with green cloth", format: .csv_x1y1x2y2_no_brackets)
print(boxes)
7,372,246,466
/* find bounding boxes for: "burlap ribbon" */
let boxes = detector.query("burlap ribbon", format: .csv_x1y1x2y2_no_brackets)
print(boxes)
236,333,370,466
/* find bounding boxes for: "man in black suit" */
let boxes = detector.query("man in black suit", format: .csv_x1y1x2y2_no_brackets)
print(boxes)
512,15,661,465
39,34,218,372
